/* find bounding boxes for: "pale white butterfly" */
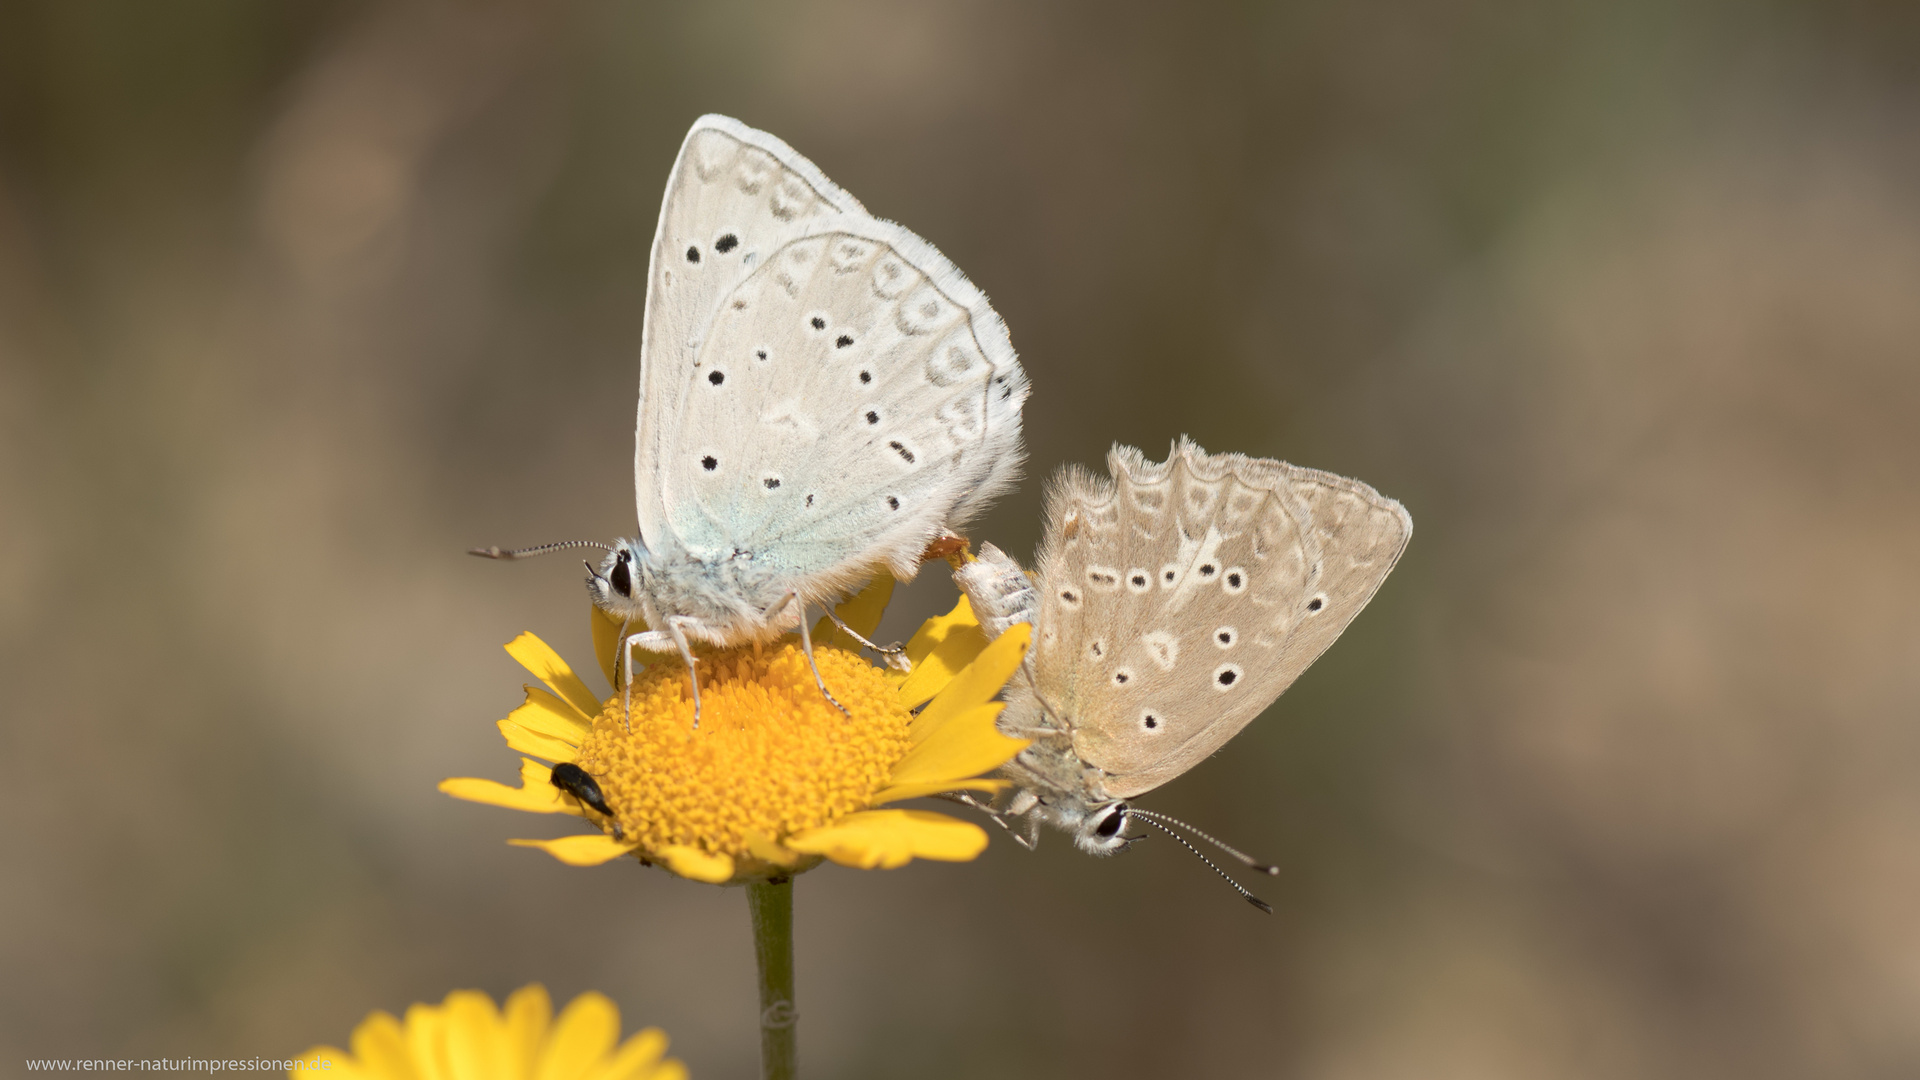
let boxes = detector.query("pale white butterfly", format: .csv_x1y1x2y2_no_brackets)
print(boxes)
479,115,1029,721
954,438,1409,908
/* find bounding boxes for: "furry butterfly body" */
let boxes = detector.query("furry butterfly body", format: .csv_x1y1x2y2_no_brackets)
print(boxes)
956,439,1409,853
583,115,1029,704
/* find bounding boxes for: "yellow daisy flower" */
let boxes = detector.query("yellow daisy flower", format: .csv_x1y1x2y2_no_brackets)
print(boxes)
290,983,685,1080
440,577,1030,884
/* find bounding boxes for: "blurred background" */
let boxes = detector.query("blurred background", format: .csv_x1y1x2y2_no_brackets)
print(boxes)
4,1,1919,1077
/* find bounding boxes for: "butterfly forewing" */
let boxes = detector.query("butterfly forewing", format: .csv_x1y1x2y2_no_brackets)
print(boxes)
663,223,1023,579
635,117,867,550
1032,440,1410,800
638,117,1026,587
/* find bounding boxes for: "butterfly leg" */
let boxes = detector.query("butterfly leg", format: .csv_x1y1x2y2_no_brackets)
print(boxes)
937,791,1037,851
620,623,704,728
756,591,852,717
819,605,912,672
792,599,853,718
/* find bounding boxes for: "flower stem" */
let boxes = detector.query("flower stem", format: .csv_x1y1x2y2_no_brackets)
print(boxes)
747,878,797,1080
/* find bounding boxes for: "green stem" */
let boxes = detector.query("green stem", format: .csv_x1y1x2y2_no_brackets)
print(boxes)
747,878,797,1080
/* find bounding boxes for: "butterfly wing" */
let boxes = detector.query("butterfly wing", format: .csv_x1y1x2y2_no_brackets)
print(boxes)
639,117,1027,588
635,116,867,548
1029,439,1410,799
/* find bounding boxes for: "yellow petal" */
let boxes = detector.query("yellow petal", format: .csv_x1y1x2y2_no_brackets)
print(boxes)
903,592,978,664
870,776,1009,805
499,720,581,763
291,1046,367,1080
647,1063,688,1080
510,689,594,743
444,990,507,1080
534,992,619,1080
742,829,800,869
810,572,894,650
785,809,989,869
345,1010,410,1080
590,604,642,693
891,702,1027,788
503,985,553,1080
439,759,576,816
506,633,603,720
581,1027,667,1080
897,596,990,710
659,845,734,883
509,834,638,866
910,623,1030,746
404,1001,450,1080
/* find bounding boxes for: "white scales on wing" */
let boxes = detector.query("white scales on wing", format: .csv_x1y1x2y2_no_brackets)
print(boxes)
480,115,1029,723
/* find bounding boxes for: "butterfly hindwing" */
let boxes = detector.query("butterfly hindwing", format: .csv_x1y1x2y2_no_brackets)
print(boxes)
1030,440,1410,799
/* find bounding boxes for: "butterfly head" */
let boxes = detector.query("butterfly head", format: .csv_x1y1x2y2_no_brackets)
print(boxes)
587,539,656,624
1068,799,1134,856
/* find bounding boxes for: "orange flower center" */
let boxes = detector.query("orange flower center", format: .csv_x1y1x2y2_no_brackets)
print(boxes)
573,642,911,860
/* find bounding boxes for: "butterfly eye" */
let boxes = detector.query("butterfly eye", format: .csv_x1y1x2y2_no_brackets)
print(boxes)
1094,804,1129,837
609,553,633,598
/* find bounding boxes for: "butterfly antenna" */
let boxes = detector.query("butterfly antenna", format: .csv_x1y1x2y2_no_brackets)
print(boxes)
1127,808,1280,876
469,540,613,560
1132,813,1273,914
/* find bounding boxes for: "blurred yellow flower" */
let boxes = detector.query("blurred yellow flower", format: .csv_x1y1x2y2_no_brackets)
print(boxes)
290,984,684,1080
441,577,1031,884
